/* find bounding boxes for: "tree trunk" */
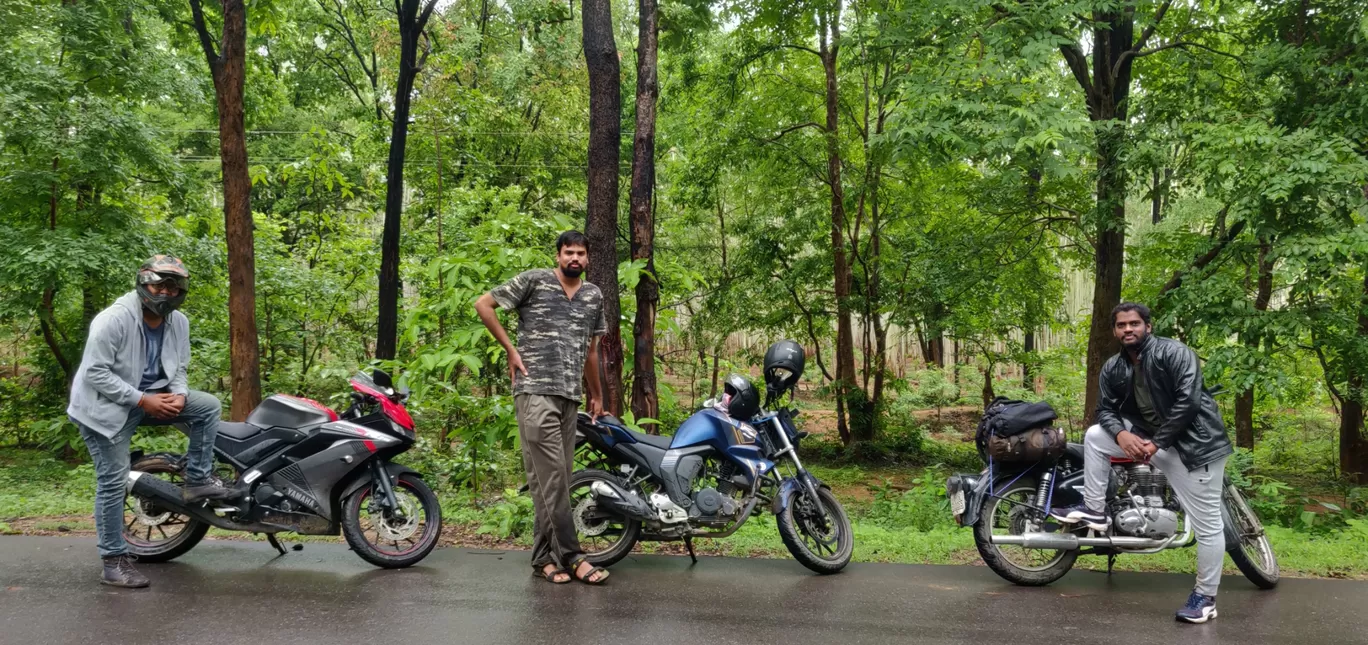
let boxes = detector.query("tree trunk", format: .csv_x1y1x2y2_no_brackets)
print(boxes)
1235,238,1273,449
818,7,861,445
1023,328,1036,391
1341,269,1368,484
1080,8,1136,423
582,0,625,416
190,0,261,419
375,0,438,361
629,0,660,426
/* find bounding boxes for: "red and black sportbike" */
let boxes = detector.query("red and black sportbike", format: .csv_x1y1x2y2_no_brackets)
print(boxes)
123,370,442,568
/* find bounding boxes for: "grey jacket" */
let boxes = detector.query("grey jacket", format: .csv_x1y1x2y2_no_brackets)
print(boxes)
67,291,191,438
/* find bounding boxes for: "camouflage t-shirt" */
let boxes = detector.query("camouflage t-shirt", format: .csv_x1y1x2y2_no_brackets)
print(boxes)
490,269,608,401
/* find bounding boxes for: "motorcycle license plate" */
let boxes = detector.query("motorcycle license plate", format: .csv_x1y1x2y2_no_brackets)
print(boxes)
950,489,967,517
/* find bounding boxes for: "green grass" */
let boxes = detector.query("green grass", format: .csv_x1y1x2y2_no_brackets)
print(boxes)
4,445,1367,579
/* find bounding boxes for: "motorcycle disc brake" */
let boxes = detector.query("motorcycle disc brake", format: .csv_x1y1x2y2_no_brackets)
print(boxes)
574,497,609,537
374,495,419,541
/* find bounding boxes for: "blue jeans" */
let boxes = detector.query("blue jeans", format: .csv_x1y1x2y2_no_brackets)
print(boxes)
77,390,222,558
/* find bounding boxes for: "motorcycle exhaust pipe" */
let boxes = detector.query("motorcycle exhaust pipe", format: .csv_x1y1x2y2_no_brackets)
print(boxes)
991,531,1184,550
589,480,655,521
127,471,234,525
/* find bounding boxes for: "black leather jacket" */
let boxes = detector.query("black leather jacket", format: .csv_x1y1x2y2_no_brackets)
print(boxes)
1096,334,1233,471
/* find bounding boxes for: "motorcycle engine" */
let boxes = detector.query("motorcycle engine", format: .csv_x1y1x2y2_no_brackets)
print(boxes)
691,487,738,519
1112,464,1179,539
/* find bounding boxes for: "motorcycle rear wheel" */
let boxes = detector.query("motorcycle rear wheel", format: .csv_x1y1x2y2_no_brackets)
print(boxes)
568,469,641,567
776,485,853,574
1222,482,1279,589
341,473,442,568
973,479,1077,586
122,455,210,562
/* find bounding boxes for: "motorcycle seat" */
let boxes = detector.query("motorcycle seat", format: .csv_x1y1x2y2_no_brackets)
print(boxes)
627,429,673,450
217,421,262,441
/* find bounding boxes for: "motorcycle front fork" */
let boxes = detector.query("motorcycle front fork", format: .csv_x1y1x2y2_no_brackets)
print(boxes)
370,460,400,513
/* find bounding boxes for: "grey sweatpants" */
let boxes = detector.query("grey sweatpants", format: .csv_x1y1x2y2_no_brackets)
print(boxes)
1082,423,1227,597
514,393,585,571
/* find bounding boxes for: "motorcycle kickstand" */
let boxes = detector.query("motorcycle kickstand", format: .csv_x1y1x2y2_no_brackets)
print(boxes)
684,536,697,565
266,534,288,557
1107,553,1117,575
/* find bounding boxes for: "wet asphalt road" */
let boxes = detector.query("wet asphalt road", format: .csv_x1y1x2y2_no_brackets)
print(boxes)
1,536,1365,645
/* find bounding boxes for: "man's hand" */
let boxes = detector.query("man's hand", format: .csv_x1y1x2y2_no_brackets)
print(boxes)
508,350,528,384
1141,440,1159,459
1117,430,1151,461
139,393,181,420
164,394,186,416
588,396,605,418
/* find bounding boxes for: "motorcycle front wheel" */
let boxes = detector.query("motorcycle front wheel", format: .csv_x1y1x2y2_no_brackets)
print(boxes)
973,479,1077,586
1223,481,1279,589
776,485,853,574
341,473,442,568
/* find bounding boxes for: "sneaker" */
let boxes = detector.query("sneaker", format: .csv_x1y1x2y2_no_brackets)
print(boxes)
1176,590,1217,624
101,554,150,588
182,479,235,503
1049,503,1109,531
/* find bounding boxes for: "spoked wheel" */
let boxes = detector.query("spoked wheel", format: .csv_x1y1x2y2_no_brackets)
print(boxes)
1223,481,1279,589
973,479,1077,586
341,473,442,568
123,455,209,562
569,469,641,567
776,485,853,574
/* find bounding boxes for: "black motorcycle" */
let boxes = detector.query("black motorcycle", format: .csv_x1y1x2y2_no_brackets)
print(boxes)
946,443,1279,588
567,340,853,574
122,370,442,568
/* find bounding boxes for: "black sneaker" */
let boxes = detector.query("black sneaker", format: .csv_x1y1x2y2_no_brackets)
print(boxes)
1175,590,1217,624
101,554,150,588
182,479,235,503
1049,504,1109,531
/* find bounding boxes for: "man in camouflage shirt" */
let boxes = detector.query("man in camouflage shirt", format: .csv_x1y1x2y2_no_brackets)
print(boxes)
475,230,610,585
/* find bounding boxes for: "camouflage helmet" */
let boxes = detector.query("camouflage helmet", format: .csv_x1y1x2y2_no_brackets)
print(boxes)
136,255,189,317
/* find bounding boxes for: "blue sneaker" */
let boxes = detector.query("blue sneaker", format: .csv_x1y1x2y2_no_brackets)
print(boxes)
1175,591,1217,624
1049,504,1109,531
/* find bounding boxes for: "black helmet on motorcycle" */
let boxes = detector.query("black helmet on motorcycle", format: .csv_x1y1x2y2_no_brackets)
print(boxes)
136,255,189,317
763,339,805,397
721,374,761,421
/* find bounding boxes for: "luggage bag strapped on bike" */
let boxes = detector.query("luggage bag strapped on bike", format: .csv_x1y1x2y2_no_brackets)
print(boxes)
975,397,1065,463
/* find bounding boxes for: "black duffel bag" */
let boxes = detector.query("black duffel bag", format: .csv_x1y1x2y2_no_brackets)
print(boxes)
975,396,1063,463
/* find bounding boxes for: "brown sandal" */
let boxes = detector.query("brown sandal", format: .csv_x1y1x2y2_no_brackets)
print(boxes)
571,558,610,585
537,564,571,584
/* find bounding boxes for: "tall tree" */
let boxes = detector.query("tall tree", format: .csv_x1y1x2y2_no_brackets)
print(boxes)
818,1,864,442
1234,238,1273,449
189,0,261,419
629,0,660,425
582,0,625,415
375,0,439,361
1047,1,1177,420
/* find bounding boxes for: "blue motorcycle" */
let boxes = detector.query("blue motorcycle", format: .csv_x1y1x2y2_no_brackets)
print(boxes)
569,340,853,574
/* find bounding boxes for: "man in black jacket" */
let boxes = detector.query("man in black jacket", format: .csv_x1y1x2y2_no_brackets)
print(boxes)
1051,302,1234,624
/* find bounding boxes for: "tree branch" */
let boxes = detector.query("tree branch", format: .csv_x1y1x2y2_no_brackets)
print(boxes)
1131,0,1174,53
1156,214,1245,301
762,121,822,144
1058,42,1094,113
187,0,221,67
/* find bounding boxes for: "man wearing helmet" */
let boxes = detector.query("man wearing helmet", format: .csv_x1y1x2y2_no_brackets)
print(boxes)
68,255,232,588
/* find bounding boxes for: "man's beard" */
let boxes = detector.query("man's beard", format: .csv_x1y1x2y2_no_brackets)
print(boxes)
561,264,584,278
1120,330,1148,349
